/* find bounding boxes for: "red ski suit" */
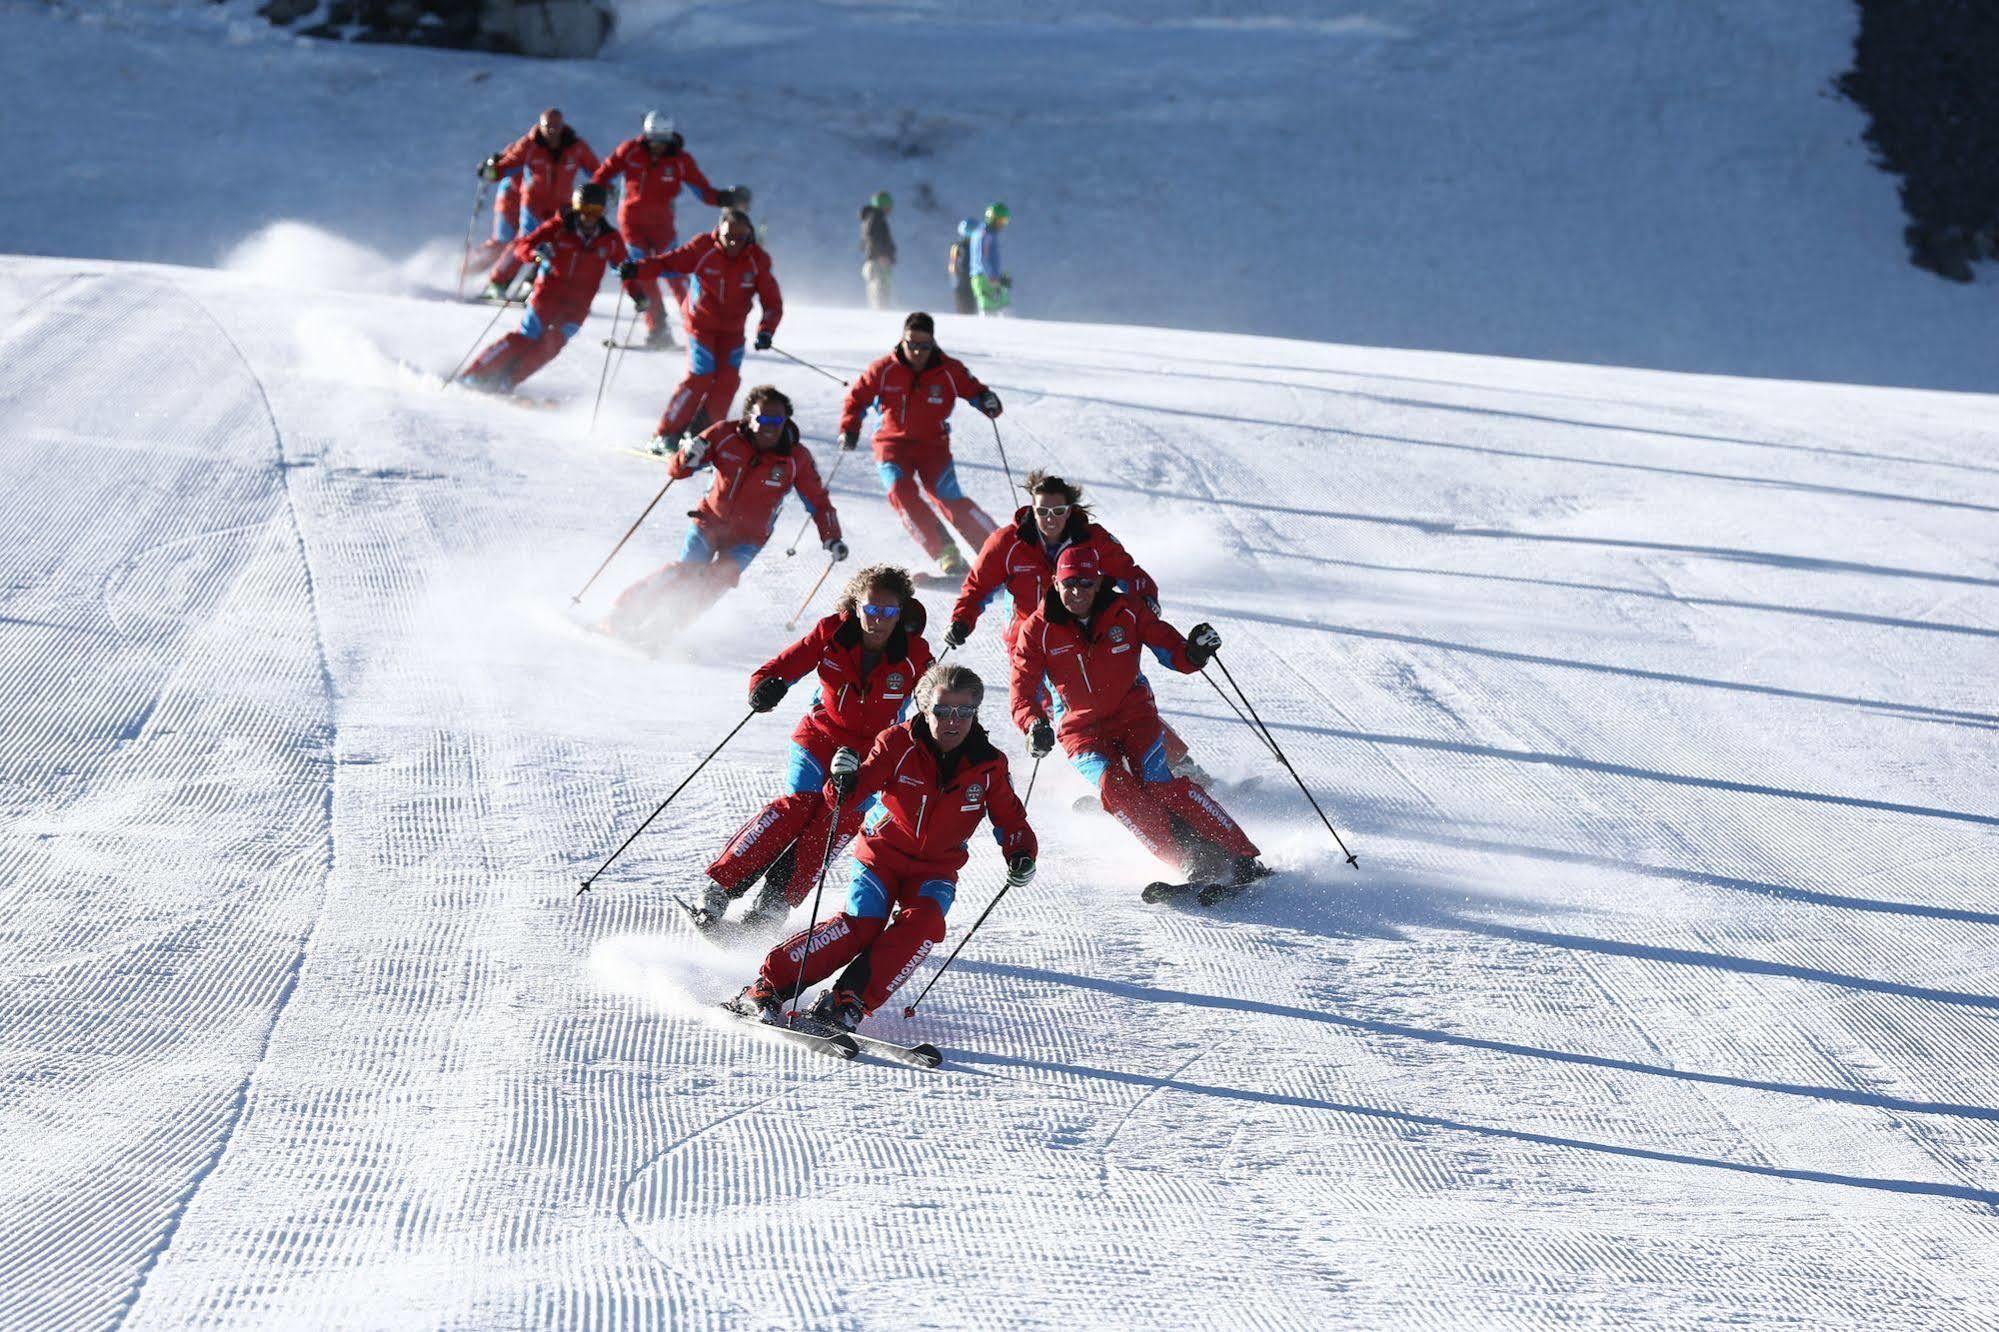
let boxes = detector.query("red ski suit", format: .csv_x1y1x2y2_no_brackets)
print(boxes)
838,346,998,559
953,507,1156,650
485,125,600,286
759,717,1036,1017
707,607,934,905
632,233,783,440
1011,585,1256,872
590,137,725,331
462,211,628,391
606,420,838,634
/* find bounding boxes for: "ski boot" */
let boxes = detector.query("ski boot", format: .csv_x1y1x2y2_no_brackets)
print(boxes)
726,978,783,1023
676,879,735,932
936,545,968,579
804,987,866,1034
1169,753,1216,788
480,280,508,301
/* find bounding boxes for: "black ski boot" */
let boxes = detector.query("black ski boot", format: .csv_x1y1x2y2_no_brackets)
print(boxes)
804,987,866,1034
726,978,783,1023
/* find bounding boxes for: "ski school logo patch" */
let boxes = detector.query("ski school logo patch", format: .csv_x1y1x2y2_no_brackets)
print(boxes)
959,781,985,812
1109,626,1126,644
927,387,945,403
887,672,905,691
764,464,788,487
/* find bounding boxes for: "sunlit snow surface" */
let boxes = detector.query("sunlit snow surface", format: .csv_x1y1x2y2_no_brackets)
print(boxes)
5,3,1999,1330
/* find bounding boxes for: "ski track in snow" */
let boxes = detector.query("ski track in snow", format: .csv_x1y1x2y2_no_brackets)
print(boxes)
1,241,1998,1329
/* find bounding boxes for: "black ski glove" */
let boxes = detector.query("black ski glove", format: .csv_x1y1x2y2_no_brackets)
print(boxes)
478,156,502,182
1005,855,1037,888
755,330,773,351
838,430,860,452
828,746,860,800
1186,622,1222,667
618,259,639,281
749,677,788,713
943,619,972,650
975,390,1003,419
631,292,650,313
1028,719,1055,758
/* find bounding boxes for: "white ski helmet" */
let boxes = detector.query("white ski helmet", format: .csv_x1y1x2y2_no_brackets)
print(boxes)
642,111,676,143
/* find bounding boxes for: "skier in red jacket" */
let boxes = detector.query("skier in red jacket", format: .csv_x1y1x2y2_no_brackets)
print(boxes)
731,663,1037,1032
590,111,748,349
605,386,844,642
459,182,627,393
477,108,600,297
838,312,1003,579
1010,546,1267,891
688,566,935,929
623,209,782,452
949,471,1209,784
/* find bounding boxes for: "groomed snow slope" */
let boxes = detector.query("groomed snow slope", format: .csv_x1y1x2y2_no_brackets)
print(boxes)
2,251,1997,1329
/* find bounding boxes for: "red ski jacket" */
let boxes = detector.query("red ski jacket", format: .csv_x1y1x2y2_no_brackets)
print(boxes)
515,211,629,319
590,138,723,234
952,507,1157,645
494,126,601,222
668,420,837,548
1010,584,1198,740
632,232,781,343
838,346,990,451
838,717,1036,877
755,608,934,754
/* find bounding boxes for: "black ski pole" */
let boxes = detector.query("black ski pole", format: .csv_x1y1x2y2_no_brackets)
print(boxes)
783,448,849,556
571,475,678,605
577,709,756,895
1202,669,1282,763
901,755,1041,1019
458,179,490,301
1210,655,1359,869
447,296,515,384
768,343,849,387
785,788,848,1022
588,288,627,434
986,415,1017,495
784,558,837,630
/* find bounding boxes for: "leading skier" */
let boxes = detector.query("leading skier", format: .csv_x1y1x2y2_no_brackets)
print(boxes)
476,108,600,299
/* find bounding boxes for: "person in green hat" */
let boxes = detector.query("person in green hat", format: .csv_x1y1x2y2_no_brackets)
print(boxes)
859,190,897,310
969,201,1011,316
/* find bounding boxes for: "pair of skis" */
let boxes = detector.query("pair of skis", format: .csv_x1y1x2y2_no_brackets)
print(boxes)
719,1000,943,1069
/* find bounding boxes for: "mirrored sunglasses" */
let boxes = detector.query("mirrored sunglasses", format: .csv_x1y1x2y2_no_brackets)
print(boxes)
861,602,901,618
753,413,789,427
930,703,979,721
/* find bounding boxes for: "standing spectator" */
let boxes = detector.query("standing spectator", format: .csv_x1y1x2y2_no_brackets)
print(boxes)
859,191,897,310
968,202,1011,317
947,219,978,316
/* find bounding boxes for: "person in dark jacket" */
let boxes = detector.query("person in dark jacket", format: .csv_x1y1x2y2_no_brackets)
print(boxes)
859,191,896,310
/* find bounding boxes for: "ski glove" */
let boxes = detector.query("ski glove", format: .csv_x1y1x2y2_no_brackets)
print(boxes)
943,619,972,650
838,430,860,452
679,435,712,468
1028,719,1055,758
749,677,789,713
1005,855,1037,889
828,746,861,800
825,538,850,562
534,243,557,271
1186,621,1222,667
478,156,502,182
631,293,650,313
754,330,773,351
618,260,639,281
974,390,1004,419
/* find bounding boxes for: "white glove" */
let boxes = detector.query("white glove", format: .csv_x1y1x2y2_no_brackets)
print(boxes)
825,537,849,562
678,435,711,468
829,746,860,799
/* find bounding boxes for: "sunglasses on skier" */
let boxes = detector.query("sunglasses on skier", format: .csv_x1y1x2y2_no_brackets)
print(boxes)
1033,504,1072,518
861,602,901,618
575,203,605,219
753,413,789,427
1058,577,1099,591
903,338,935,352
929,703,978,721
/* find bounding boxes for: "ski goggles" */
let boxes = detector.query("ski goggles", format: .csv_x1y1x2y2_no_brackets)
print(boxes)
929,703,979,721
861,602,901,618
903,338,936,353
1033,504,1072,518
753,413,789,427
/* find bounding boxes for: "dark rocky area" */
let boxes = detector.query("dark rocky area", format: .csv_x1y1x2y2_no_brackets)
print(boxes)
1837,0,1999,281
254,0,611,59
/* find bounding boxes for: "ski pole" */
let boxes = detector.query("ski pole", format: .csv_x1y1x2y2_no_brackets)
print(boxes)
576,709,758,895
570,475,677,605
446,296,515,384
901,755,1041,1019
1209,655,1359,870
767,343,848,387
783,449,849,556
986,415,1017,495
458,179,490,300
588,288,627,434
784,558,837,630
785,788,848,1022
1202,669,1283,763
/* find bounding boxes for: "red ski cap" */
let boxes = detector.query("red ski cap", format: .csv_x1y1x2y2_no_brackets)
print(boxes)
1054,546,1102,582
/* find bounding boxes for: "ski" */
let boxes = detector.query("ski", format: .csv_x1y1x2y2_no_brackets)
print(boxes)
600,339,668,353
719,1003,859,1060
1141,879,1223,905
786,1011,943,1069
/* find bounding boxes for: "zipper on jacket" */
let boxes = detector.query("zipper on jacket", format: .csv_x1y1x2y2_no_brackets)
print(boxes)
915,794,928,839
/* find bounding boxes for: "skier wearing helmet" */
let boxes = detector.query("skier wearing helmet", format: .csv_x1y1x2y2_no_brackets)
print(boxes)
458,181,628,393
859,191,897,310
968,202,1011,316
477,108,600,299
947,218,978,316
590,111,749,349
